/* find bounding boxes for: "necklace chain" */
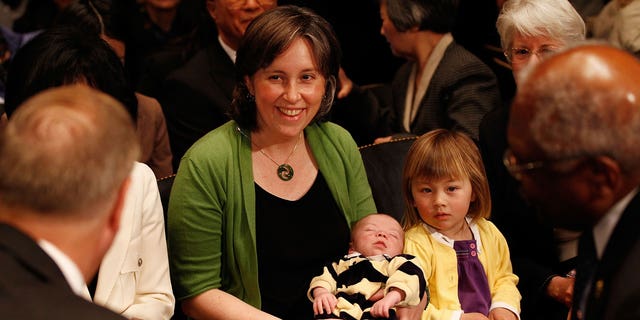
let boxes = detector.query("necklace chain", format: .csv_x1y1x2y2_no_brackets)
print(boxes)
256,135,301,167
237,127,302,181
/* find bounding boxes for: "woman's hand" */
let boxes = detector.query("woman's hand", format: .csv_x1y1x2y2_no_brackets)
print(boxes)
396,292,427,320
337,67,353,99
374,136,393,144
182,289,281,320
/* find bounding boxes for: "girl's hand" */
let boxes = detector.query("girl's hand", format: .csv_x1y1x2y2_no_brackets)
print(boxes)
396,293,428,320
461,312,489,320
488,307,517,320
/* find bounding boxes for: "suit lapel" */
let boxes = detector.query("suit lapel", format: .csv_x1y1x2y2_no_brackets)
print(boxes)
586,192,640,318
206,41,236,102
94,189,136,303
0,224,71,289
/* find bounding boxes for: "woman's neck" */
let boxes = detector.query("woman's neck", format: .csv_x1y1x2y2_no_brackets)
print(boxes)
414,31,446,72
250,129,303,155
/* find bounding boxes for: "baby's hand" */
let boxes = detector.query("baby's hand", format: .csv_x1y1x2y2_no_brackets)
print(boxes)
370,290,402,318
312,287,337,316
369,288,385,301
488,307,517,320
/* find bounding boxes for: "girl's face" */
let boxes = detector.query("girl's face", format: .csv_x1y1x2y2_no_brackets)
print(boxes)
245,38,326,139
411,175,475,237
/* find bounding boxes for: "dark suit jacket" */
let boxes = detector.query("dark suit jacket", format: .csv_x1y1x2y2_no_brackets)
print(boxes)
159,40,236,171
573,191,640,320
0,224,125,319
479,106,570,320
388,41,500,141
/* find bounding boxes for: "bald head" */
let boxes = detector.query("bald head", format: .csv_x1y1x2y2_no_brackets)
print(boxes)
510,44,640,172
507,44,640,229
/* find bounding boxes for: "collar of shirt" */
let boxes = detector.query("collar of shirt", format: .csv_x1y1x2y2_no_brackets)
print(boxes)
421,216,483,253
593,187,639,259
218,35,237,63
38,239,90,300
403,32,453,132
345,251,390,261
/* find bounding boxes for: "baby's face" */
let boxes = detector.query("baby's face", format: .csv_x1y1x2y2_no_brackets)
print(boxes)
352,214,404,257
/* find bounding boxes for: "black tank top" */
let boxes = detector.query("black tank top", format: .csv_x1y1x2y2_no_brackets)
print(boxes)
255,172,350,320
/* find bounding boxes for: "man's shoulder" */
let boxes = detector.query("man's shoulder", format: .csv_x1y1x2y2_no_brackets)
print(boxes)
164,47,212,83
1,285,125,320
0,226,124,319
174,42,232,74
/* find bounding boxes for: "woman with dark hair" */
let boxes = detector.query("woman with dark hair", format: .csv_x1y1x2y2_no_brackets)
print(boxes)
53,0,173,179
3,27,136,118
374,0,500,143
167,5,378,319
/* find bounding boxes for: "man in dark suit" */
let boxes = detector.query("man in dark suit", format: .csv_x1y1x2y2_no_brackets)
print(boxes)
506,44,640,320
0,84,140,319
159,0,277,171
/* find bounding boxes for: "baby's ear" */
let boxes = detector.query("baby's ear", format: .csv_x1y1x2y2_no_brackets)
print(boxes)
348,243,355,254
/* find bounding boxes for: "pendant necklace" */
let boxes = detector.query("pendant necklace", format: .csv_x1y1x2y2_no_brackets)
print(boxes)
237,127,302,181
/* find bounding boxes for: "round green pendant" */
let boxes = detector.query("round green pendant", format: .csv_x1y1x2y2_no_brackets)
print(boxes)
277,164,294,181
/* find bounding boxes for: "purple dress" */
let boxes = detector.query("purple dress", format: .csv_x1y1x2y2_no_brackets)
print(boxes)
454,239,491,315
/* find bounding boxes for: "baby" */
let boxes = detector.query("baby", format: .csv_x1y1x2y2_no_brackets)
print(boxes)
308,213,426,319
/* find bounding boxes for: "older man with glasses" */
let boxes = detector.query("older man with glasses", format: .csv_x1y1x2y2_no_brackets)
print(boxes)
507,44,640,320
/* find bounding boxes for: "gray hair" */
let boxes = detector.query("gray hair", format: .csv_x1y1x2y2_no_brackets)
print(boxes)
496,0,586,51
385,0,459,33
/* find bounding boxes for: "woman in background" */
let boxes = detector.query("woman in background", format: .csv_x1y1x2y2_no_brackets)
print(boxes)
478,1,586,319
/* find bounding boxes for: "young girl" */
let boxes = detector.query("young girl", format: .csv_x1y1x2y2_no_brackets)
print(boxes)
402,129,520,320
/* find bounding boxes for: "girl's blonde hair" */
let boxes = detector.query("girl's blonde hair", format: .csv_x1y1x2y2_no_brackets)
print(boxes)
401,129,491,229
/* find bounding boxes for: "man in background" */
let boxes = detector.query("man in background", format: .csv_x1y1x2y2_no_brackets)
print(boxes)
0,84,139,319
506,44,640,320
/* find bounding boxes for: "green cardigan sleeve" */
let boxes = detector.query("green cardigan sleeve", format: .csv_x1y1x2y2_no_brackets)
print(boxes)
167,122,259,305
306,122,377,226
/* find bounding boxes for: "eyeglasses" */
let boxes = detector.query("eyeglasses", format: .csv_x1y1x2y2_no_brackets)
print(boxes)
504,46,559,63
223,0,276,9
503,149,544,180
503,149,585,181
